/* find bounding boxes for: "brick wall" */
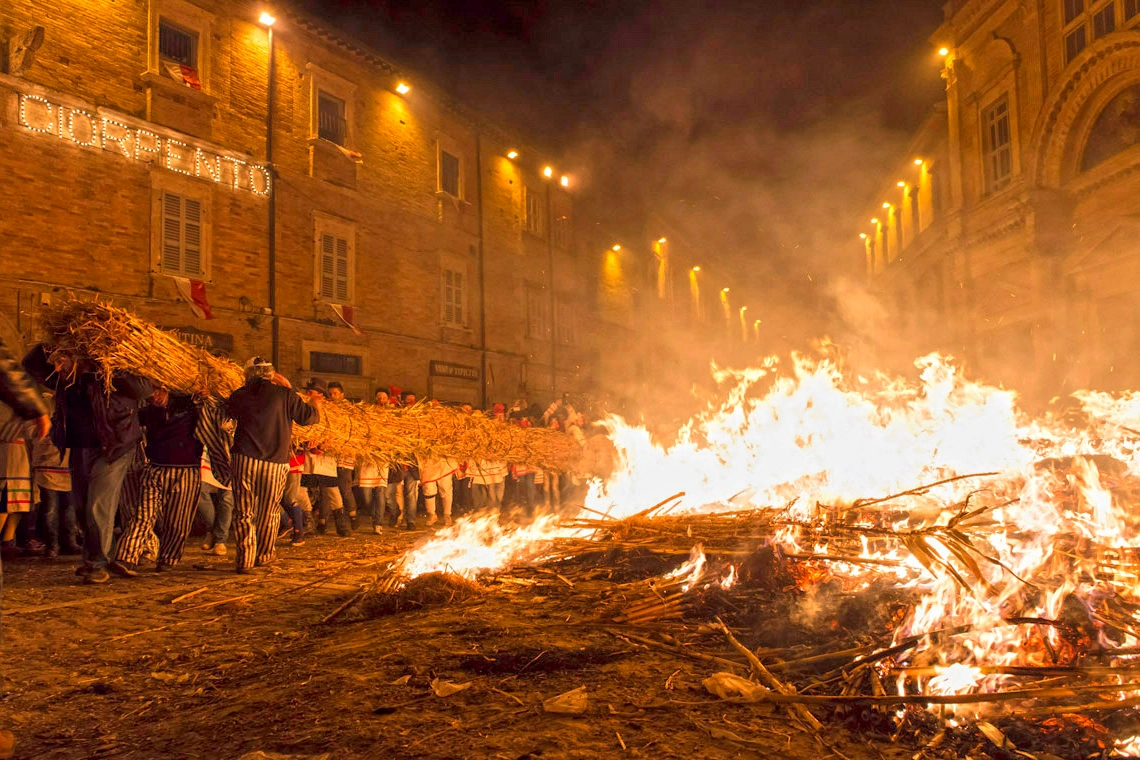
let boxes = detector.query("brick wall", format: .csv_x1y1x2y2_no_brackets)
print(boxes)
0,0,595,408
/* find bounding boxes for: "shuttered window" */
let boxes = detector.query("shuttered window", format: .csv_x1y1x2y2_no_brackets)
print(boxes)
442,267,466,326
159,191,204,277
440,150,461,198
526,285,550,338
318,232,351,303
556,299,576,345
524,185,544,237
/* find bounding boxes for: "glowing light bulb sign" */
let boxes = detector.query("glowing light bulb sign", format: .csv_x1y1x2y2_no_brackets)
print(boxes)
17,91,270,197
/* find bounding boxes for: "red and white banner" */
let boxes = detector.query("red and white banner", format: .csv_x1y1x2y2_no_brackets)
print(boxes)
173,277,214,320
164,62,202,91
329,303,363,335
335,144,364,164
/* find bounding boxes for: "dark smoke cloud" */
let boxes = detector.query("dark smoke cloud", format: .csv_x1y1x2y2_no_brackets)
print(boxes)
302,0,951,415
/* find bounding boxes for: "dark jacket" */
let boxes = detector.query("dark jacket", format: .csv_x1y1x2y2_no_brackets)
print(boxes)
226,379,319,464
22,344,152,462
140,393,202,467
0,336,47,421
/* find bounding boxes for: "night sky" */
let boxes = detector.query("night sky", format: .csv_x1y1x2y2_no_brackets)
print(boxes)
299,0,947,337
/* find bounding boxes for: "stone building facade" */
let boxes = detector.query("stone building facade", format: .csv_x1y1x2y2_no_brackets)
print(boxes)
864,0,1140,397
0,0,588,406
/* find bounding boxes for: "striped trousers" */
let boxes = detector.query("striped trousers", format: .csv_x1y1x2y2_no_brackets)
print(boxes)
115,445,148,531
116,465,201,566
231,454,289,571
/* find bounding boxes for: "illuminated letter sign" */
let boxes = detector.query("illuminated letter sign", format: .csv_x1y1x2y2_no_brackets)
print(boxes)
15,91,270,198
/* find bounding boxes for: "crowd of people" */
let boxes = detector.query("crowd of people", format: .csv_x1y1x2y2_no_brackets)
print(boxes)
0,343,592,586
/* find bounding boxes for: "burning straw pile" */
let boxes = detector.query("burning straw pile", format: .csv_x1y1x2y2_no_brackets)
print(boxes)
36,300,584,470
342,471,1140,757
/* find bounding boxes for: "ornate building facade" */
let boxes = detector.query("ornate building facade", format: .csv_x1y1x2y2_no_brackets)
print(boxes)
865,0,1140,396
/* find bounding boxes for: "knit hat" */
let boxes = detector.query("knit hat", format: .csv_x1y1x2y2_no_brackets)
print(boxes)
244,355,274,380
303,377,328,396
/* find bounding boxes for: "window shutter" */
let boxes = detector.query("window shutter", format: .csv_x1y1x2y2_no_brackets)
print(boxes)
320,234,335,299
335,236,350,302
183,197,202,276
162,192,183,273
454,272,464,324
443,270,454,323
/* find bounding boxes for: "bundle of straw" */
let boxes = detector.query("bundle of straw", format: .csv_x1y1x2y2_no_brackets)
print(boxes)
37,300,584,471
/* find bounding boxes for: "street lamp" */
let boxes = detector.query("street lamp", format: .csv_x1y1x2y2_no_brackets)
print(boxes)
395,81,411,95
560,175,570,188
542,166,553,179
507,149,519,159
691,265,701,272
260,9,278,364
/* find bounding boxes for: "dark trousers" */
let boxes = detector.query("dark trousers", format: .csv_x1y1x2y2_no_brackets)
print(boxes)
282,503,305,538
198,483,233,545
455,477,473,514
336,467,357,513
40,488,78,551
517,472,537,516
14,505,38,548
358,486,387,527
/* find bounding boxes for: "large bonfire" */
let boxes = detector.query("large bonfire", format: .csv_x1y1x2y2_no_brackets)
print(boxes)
388,350,1140,754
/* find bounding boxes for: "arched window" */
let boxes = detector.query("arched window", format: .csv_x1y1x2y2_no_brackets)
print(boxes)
1080,83,1140,172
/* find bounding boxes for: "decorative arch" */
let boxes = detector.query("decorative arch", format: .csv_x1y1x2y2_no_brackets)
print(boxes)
1027,32,1140,188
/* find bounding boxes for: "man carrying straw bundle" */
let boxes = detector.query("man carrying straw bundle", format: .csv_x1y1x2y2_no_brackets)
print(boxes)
110,388,204,577
22,344,152,585
225,358,320,574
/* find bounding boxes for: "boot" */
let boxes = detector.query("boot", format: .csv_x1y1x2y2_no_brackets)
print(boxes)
332,509,350,537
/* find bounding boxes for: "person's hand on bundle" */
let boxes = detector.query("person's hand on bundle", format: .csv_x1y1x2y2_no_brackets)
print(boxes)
32,414,51,440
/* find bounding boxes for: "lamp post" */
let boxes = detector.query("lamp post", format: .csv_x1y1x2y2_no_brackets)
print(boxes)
260,11,278,365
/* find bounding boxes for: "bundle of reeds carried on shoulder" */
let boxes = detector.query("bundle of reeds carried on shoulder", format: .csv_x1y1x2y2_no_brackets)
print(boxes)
36,300,585,471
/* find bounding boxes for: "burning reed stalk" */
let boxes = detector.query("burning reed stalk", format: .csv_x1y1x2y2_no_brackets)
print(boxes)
37,300,584,470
